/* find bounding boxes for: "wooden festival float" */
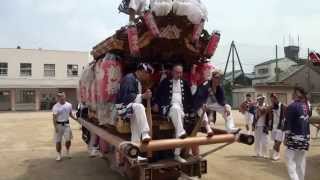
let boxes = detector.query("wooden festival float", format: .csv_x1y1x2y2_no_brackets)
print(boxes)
77,1,254,179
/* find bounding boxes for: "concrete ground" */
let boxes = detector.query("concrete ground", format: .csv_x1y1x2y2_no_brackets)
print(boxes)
0,111,319,180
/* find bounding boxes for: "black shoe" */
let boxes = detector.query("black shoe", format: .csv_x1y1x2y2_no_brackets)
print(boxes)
179,134,187,139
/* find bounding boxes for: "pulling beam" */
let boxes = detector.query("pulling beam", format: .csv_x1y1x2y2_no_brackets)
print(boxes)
77,118,254,157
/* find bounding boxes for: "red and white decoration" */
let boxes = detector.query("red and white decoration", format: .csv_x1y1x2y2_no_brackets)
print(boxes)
309,51,320,64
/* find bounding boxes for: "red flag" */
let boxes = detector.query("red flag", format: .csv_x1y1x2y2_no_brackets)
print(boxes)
309,51,320,64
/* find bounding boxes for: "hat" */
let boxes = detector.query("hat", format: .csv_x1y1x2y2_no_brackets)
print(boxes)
257,94,265,100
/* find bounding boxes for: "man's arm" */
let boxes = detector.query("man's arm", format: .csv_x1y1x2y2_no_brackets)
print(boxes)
184,80,194,112
53,114,58,132
121,77,139,104
69,111,78,120
284,104,294,132
217,85,226,106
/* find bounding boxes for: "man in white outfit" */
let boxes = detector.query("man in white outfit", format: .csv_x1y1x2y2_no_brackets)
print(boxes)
193,69,238,133
253,94,269,158
52,92,78,161
116,63,153,144
269,93,286,161
154,64,194,162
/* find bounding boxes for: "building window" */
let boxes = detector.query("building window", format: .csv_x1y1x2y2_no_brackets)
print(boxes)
258,68,269,75
44,64,55,77
67,64,78,77
16,89,35,104
20,63,32,76
0,62,8,76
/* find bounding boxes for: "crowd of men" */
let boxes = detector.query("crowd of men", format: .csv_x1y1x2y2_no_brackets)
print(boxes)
115,63,238,162
240,87,311,180
52,63,312,180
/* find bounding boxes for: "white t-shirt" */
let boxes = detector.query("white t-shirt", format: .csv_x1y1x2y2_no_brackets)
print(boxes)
52,102,72,122
256,103,267,127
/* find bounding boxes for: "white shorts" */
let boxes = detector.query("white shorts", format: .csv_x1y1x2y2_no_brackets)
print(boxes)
244,111,254,125
271,129,284,142
54,124,73,143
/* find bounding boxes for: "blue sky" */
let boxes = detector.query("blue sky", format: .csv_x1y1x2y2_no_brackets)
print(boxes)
0,0,319,72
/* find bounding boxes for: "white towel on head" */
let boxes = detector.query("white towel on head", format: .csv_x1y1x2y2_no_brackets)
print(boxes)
150,0,173,16
172,0,207,24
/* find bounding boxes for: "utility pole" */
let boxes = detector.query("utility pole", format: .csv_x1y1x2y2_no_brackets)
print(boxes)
275,45,279,82
223,41,245,86
307,48,311,93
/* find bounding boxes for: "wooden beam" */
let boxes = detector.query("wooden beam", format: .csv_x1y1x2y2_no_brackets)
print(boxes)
139,134,236,152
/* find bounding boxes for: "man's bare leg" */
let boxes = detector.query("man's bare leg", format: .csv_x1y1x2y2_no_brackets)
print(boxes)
272,141,281,160
56,143,62,161
65,141,72,158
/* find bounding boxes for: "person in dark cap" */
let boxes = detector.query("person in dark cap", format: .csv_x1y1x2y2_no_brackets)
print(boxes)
116,63,154,144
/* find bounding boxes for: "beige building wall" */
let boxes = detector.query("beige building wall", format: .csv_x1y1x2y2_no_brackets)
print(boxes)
0,48,90,111
232,87,256,108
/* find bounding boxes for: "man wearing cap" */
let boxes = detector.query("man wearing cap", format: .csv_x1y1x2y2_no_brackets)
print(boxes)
154,64,193,162
116,63,153,144
52,92,78,161
268,93,286,161
193,69,238,133
253,94,269,158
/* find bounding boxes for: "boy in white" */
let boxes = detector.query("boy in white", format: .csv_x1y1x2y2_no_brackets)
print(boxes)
52,92,78,161
253,95,269,158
